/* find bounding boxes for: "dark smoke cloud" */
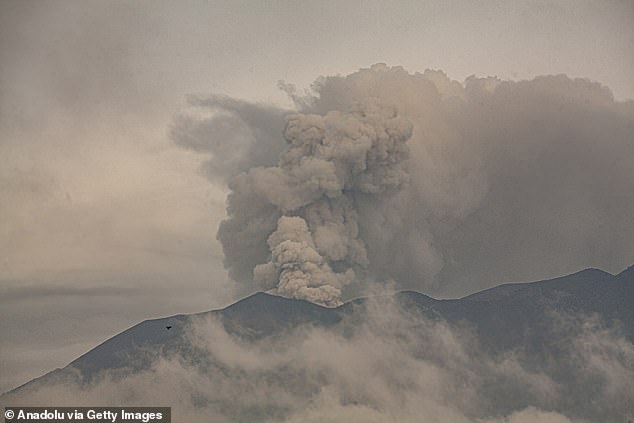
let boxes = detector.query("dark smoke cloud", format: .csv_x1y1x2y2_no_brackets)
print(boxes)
171,95,290,184
173,64,634,301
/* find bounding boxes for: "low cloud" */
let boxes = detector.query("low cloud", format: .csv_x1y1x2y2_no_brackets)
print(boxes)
5,298,632,422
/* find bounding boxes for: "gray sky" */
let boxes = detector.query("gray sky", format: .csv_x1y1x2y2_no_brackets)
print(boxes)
1,0,633,393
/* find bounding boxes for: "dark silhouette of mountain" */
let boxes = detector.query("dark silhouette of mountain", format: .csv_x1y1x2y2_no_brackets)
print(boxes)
3,265,633,422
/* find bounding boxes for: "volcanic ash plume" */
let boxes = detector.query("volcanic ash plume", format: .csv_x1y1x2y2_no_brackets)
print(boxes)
176,65,634,301
219,101,413,306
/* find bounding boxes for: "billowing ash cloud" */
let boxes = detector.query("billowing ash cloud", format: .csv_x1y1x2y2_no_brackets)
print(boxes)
222,102,412,305
173,64,634,301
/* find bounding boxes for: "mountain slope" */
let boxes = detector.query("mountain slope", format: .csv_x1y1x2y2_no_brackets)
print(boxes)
3,266,633,422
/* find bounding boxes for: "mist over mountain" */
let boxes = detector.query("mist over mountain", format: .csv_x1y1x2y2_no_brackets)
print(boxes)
4,266,633,422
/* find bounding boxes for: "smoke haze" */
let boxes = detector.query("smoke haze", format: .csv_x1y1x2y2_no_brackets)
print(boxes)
174,65,634,302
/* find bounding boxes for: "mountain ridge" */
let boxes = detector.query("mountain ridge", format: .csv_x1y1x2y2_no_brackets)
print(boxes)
4,265,633,403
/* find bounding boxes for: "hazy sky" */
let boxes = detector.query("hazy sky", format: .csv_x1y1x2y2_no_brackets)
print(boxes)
1,0,633,392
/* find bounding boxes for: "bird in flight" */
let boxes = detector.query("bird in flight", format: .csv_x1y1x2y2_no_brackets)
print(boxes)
166,326,172,330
